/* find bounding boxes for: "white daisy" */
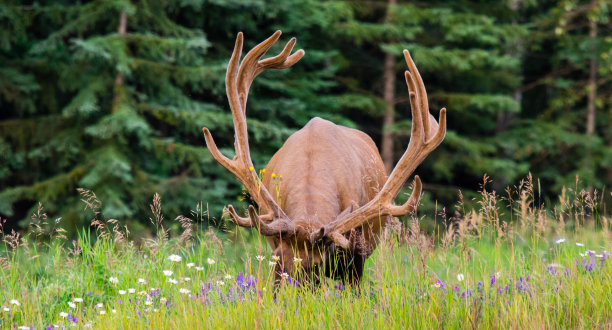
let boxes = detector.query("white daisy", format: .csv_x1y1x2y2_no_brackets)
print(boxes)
163,270,173,276
108,276,119,284
457,273,465,282
168,254,182,262
207,258,215,265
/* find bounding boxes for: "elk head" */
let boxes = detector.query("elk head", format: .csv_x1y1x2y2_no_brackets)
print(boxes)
202,31,446,284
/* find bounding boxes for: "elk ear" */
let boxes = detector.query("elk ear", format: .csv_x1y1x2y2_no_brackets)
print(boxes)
337,200,359,218
310,227,326,244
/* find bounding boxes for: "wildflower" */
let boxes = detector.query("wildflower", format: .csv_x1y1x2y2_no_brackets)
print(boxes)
457,273,465,282
168,278,178,284
109,276,119,284
128,288,136,294
579,252,586,257
10,299,20,306
271,173,276,178
281,272,289,280
272,255,280,261
96,303,103,308
160,297,167,304
490,274,496,286
195,266,204,271
73,298,83,303
249,166,254,171
576,242,585,247
256,255,265,261
179,288,190,294
163,270,173,276
207,258,215,265
99,310,106,315
3,307,9,312
168,254,182,262
118,290,126,295
217,280,225,286
555,238,566,244
595,254,604,258
181,277,190,282
187,263,195,268
68,302,76,309
111,309,117,313
144,300,152,306
224,274,232,280
138,278,146,284
268,261,276,266
433,282,441,288
60,312,69,318
293,257,302,263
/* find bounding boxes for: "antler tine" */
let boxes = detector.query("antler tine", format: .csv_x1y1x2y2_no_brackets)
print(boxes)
403,50,430,137
237,31,304,113
313,50,445,247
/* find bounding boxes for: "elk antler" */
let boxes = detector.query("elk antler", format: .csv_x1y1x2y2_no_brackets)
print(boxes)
202,31,306,238
312,50,447,249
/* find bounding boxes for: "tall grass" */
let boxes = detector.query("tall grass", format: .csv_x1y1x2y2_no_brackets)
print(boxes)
0,176,610,329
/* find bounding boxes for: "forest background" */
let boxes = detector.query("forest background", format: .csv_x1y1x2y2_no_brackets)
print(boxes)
0,0,610,236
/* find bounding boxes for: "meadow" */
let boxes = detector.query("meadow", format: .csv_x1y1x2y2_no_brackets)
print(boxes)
1,176,610,329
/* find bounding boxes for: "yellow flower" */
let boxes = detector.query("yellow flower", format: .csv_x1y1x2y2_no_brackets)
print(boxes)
271,173,276,178
260,169,266,174
249,166,254,171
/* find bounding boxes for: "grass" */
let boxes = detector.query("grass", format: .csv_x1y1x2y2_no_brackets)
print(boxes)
0,177,610,329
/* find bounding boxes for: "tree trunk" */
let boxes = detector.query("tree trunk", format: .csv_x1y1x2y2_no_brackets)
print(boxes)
112,11,127,113
585,15,597,193
586,18,596,136
496,0,522,135
380,0,397,174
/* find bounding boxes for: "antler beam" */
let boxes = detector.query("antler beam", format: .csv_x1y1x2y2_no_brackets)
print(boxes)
202,31,306,238
312,50,447,245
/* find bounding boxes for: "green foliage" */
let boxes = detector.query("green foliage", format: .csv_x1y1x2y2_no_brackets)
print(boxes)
0,0,610,234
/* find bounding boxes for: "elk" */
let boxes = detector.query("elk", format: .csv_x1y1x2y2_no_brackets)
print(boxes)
202,31,446,284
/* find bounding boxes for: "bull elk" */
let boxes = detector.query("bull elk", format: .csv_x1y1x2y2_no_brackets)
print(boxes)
202,31,446,284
